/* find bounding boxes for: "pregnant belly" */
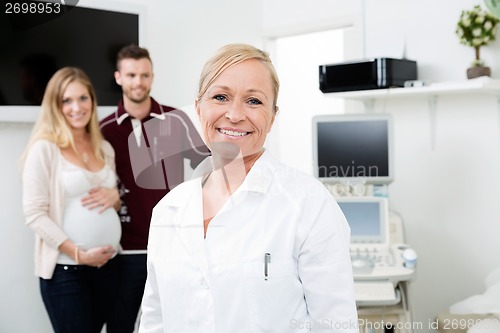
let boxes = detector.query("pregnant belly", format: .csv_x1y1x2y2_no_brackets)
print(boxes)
63,202,121,251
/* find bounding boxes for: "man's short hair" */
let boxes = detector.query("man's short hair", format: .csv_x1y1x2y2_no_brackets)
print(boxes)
116,44,152,70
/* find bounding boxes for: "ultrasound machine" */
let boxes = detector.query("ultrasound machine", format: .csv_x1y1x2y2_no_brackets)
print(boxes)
312,113,417,332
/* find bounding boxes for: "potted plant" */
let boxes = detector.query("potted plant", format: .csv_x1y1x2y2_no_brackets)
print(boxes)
456,4,500,79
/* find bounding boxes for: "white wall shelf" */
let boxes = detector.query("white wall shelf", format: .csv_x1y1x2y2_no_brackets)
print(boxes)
325,76,500,149
325,76,500,103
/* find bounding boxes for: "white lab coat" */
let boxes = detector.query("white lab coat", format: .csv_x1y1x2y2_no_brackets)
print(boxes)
139,151,358,333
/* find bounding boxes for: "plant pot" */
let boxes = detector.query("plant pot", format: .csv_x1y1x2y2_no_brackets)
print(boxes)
466,66,491,79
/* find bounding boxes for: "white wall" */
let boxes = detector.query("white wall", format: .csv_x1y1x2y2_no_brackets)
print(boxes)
262,0,367,177
137,0,264,109
0,123,46,332
364,0,500,82
2,0,500,332
269,30,348,174
368,95,500,331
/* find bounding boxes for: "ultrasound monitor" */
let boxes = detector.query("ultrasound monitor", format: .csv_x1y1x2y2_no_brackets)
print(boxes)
312,113,393,185
336,196,389,246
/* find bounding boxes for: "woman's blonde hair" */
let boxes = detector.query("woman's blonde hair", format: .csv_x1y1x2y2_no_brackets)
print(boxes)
197,43,280,112
20,67,104,166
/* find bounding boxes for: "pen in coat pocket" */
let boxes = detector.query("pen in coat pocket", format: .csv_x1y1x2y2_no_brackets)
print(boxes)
264,253,271,281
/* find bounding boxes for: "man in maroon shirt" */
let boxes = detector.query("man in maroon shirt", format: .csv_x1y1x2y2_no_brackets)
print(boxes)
100,44,210,333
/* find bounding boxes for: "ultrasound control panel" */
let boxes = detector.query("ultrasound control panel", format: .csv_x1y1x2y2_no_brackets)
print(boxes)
351,243,416,282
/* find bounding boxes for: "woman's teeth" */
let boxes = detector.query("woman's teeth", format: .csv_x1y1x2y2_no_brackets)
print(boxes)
219,129,248,137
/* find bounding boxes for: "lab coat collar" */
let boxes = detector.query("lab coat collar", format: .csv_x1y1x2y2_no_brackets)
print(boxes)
160,149,276,210
237,149,274,194
178,149,275,201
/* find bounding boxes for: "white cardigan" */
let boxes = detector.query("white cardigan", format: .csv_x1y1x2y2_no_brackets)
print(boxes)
22,139,116,279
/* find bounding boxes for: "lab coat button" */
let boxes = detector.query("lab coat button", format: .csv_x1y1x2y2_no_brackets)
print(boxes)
200,279,209,289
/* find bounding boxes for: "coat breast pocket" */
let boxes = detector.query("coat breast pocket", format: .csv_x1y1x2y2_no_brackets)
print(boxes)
244,260,308,332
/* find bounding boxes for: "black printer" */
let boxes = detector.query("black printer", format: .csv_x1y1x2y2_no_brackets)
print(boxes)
319,58,417,93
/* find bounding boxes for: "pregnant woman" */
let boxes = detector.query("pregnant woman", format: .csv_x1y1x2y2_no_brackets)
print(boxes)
21,67,121,333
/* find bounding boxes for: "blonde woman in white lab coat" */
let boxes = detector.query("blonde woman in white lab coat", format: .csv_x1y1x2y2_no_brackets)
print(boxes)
138,44,359,333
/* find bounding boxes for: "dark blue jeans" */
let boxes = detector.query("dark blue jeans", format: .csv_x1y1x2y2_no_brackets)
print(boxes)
40,256,119,333
106,254,147,333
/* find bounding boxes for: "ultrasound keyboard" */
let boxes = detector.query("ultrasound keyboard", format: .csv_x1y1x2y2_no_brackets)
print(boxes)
350,244,415,282
354,281,400,306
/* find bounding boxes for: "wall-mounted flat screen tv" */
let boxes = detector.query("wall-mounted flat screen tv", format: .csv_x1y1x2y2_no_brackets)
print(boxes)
0,0,143,107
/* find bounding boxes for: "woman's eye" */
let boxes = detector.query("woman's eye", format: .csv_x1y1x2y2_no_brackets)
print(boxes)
62,98,70,104
248,98,262,105
80,95,89,102
213,94,227,102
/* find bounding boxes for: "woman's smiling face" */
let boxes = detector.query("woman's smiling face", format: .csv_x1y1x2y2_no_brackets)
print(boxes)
196,59,276,160
61,80,92,132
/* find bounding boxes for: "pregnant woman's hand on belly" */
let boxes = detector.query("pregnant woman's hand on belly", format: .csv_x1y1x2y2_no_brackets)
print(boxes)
80,245,116,268
81,187,120,213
